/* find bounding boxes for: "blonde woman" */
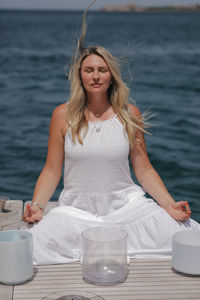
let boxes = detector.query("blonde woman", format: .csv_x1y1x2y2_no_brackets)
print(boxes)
23,0,199,263
23,44,200,265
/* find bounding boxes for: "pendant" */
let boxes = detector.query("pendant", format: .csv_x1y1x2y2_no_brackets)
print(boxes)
96,128,100,132
95,113,99,117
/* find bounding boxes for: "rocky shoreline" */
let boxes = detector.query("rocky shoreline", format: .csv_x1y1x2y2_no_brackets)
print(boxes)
101,3,200,13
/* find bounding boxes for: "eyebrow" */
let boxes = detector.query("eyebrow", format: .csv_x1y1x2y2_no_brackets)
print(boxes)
83,66,108,70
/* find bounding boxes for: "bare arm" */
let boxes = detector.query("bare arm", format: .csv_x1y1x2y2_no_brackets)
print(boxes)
23,103,67,223
129,104,191,221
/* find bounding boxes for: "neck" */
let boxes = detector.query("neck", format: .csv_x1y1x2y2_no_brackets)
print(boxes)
86,93,111,115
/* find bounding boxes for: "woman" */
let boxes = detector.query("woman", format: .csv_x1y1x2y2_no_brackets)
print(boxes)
23,44,199,265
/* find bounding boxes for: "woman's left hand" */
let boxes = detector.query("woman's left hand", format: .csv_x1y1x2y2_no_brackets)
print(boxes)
166,201,191,221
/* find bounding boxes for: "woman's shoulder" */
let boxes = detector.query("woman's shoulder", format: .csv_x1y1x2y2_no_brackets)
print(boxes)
51,102,68,136
128,103,141,118
52,102,68,117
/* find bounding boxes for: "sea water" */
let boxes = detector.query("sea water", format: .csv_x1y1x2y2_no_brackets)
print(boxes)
0,10,200,222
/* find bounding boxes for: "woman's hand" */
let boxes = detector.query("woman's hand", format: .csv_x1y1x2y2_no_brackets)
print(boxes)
23,204,43,224
166,201,191,221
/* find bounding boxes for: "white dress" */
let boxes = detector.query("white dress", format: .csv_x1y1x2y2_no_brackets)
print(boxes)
27,115,200,265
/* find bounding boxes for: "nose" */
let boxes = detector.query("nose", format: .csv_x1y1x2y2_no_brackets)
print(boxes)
93,70,100,81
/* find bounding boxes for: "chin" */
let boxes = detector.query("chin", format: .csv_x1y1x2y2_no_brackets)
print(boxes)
88,88,109,94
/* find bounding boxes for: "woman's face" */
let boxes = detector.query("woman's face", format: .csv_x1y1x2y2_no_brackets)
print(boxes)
80,54,112,95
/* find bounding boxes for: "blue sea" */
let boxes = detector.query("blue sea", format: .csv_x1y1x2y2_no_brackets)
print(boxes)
0,10,200,221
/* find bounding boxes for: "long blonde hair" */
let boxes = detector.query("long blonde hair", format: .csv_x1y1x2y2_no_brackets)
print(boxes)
66,1,147,148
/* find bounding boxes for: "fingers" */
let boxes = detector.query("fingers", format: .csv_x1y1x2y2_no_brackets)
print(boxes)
172,201,191,220
173,201,191,212
176,213,189,221
22,204,30,222
185,202,191,215
22,208,30,223
173,201,187,208
22,204,43,224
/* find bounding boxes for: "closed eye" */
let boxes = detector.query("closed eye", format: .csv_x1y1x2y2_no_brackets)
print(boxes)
84,67,93,73
99,67,108,73
83,67,109,73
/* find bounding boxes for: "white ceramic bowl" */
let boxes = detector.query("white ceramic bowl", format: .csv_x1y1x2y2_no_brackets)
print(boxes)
172,230,200,275
0,230,33,285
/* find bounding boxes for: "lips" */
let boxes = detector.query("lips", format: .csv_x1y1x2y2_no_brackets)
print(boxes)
91,83,102,87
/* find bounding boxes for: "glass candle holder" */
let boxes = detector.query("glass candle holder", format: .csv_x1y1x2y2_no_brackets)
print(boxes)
82,226,128,285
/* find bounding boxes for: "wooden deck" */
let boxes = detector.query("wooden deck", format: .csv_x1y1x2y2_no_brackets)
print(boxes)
1,200,200,300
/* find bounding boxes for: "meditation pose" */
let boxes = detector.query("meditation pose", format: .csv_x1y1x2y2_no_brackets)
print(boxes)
23,6,200,265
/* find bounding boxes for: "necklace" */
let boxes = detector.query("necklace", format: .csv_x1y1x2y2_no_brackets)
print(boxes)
91,113,104,132
92,112,104,118
87,104,111,118
87,105,111,132
94,119,103,132
89,112,104,132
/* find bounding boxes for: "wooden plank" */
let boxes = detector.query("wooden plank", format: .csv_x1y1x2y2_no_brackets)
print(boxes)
0,285,13,300
0,200,23,230
13,260,200,300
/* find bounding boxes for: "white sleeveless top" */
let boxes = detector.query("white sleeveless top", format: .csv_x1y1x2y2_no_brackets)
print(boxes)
58,115,145,216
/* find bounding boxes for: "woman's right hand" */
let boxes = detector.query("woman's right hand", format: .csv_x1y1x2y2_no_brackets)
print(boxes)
23,204,43,224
